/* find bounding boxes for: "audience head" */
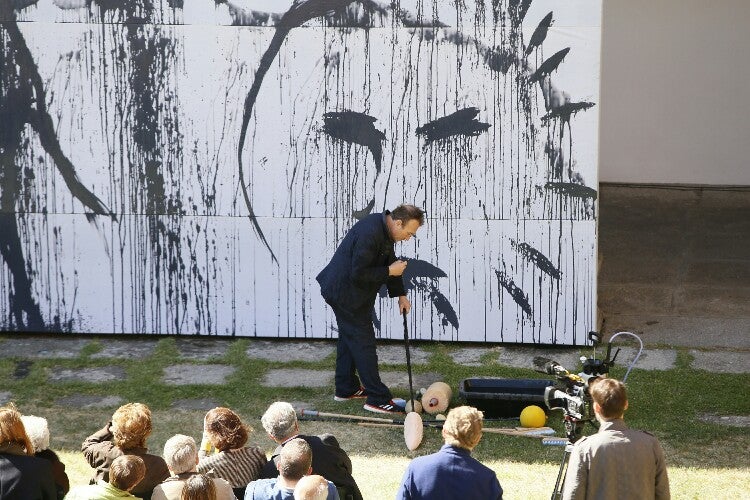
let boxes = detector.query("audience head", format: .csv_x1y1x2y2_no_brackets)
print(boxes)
294,474,329,500
180,473,217,500
0,403,33,455
261,402,298,442
20,414,50,453
278,438,312,481
163,434,198,474
109,455,146,492
590,377,628,420
111,403,152,450
442,406,484,451
204,407,249,451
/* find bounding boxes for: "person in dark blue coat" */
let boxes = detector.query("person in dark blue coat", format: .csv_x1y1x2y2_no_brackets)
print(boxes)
316,204,424,414
396,406,503,500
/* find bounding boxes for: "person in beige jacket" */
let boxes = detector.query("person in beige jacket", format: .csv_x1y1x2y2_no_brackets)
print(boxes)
152,434,235,500
81,403,169,500
562,378,670,500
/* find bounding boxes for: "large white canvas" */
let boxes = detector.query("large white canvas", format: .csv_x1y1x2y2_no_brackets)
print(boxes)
0,0,601,344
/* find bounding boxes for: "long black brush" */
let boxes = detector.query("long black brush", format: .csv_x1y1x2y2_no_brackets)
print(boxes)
402,310,416,411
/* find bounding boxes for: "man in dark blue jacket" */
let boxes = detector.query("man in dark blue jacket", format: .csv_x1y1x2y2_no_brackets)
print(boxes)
396,406,503,500
316,204,424,414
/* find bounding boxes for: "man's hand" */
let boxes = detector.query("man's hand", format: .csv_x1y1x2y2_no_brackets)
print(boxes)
399,296,411,314
389,259,407,276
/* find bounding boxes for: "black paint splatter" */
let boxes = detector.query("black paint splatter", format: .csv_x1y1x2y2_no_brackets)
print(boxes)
238,0,356,263
541,101,596,124
513,241,562,280
0,0,114,331
525,12,553,56
496,270,533,318
416,107,491,145
530,47,570,83
401,258,448,281
545,182,598,201
352,198,375,220
216,1,282,27
323,110,386,173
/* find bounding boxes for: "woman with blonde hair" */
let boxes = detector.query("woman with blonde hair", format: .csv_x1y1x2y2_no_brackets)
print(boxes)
197,407,267,498
0,403,56,499
82,402,169,500
180,474,217,500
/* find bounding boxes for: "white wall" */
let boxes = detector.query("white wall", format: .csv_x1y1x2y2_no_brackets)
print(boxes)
599,0,750,185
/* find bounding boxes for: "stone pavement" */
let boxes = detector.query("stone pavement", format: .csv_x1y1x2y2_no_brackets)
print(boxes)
0,336,747,421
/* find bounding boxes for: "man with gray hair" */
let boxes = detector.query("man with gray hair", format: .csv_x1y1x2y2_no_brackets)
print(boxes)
245,439,338,500
259,402,360,500
152,434,235,500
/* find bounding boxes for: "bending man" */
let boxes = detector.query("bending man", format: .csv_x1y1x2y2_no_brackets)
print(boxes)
316,204,424,414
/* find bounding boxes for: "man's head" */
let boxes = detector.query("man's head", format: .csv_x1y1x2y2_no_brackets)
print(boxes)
111,403,152,450
590,377,628,421
294,474,329,500
20,415,49,453
389,204,425,242
441,406,484,451
278,438,313,481
204,407,249,451
163,434,198,475
109,455,146,492
261,402,298,443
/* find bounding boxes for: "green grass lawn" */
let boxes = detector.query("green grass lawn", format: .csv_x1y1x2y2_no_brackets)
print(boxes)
3,337,749,499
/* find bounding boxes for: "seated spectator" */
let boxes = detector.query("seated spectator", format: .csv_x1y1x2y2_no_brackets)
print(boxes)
21,414,70,499
65,454,146,500
245,439,338,500
181,474,218,500
396,406,503,500
0,403,56,500
153,434,235,500
294,475,335,500
197,407,267,499
259,402,360,500
82,402,170,500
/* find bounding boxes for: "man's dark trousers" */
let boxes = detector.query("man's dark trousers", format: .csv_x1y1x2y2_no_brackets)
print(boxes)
332,304,392,405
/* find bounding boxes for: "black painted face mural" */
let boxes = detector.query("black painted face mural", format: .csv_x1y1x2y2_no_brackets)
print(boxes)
0,0,599,344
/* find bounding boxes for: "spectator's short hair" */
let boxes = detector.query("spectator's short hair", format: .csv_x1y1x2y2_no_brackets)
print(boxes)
112,403,152,450
391,204,425,226
181,473,216,500
163,434,198,474
590,378,628,419
0,403,33,455
442,406,483,451
20,415,50,452
261,402,298,441
109,455,146,491
278,438,312,481
294,474,329,500
204,407,249,451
